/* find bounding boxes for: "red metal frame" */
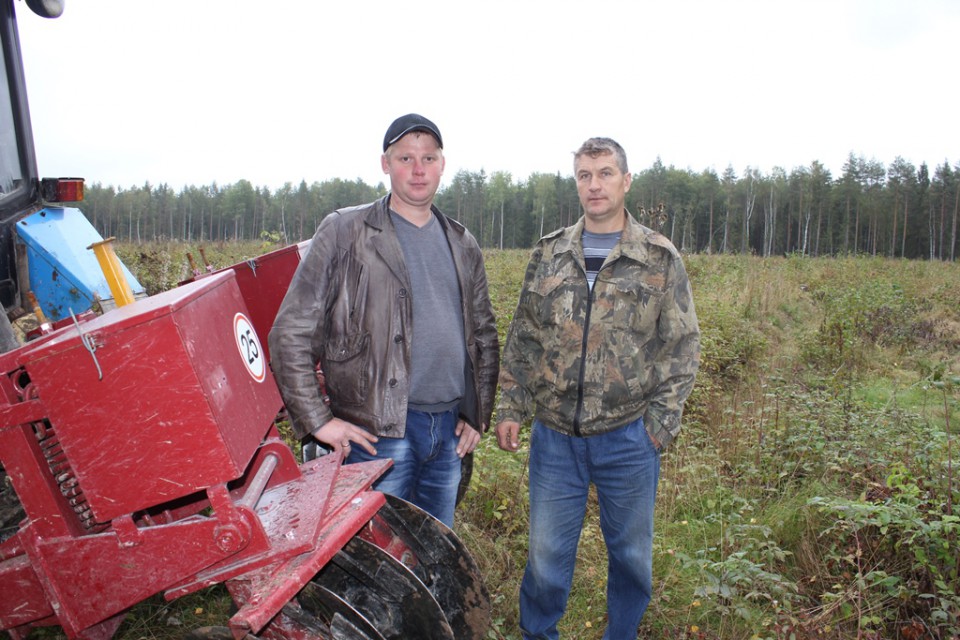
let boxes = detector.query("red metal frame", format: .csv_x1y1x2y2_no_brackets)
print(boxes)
0,262,392,640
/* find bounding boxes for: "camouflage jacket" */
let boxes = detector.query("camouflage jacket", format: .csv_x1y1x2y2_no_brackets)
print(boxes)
496,213,700,449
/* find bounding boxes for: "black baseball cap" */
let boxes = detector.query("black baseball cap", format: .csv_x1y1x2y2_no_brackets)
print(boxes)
383,113,443,152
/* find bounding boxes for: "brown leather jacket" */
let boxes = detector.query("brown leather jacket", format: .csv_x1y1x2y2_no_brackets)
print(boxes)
268,195,499,441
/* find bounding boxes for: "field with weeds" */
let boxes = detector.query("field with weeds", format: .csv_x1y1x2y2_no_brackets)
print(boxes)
24,242,960,640
458,250,960,640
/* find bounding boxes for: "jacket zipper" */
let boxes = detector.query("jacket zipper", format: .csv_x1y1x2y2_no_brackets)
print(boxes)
572,277,595,437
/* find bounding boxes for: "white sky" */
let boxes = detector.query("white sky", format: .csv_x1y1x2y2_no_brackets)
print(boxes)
15,0,960,192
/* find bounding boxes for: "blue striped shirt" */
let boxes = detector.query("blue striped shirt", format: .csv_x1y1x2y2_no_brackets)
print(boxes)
582,230,622,289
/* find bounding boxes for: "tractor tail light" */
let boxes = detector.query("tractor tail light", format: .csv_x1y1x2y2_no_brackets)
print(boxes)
41,177,84,203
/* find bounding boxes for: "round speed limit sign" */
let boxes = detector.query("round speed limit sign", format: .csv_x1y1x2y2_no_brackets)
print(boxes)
234,313,266,383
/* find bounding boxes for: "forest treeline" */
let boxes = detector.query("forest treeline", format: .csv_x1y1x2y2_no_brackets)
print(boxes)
81,152,960,260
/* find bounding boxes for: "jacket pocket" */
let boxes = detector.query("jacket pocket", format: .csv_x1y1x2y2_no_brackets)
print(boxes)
529,273,581,330
611,279,664,335
323,332,370,406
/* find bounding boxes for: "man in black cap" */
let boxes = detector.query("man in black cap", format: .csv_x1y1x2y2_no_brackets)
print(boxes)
268,114,499,527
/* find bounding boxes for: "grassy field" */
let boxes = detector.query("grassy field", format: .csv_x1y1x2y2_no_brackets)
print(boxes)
461,250,960,640
54,244,960,639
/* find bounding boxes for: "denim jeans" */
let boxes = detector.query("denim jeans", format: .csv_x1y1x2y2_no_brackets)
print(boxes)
520,417,660,640
345,407,461,528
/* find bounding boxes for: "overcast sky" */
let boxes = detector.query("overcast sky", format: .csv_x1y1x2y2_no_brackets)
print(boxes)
15,0,960,192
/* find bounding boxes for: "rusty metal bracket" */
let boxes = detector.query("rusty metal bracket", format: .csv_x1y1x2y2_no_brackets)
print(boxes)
69,308,102,380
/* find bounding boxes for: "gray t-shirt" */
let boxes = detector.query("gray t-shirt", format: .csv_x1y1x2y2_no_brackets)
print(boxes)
391,211,466,411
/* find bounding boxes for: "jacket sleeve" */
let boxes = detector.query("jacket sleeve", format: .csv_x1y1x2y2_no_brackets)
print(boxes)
644,253,700,450
267,217,338,440
495,246,545,426
469,247,500,431
473,259,500,430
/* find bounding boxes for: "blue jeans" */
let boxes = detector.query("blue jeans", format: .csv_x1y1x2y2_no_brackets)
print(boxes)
345,408,461,528
520,417,660,640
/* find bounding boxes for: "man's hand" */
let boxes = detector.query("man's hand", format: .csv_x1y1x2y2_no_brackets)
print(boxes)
311,417,378,455
494,420,521,452
649,432,662,451
455,420,481,458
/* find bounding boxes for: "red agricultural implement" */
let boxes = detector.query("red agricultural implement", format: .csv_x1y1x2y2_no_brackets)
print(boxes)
0,244,490,640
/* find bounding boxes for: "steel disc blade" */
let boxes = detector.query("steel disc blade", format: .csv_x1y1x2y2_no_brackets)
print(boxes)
293,581,386,640
369,494,491,640
311,536,454,640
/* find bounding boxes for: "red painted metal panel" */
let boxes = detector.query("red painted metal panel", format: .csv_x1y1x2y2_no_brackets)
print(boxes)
226,458,389,637
0,424,85,541
21,513,252,637
0,553,51,629
196,240,310,362
15,271,283,523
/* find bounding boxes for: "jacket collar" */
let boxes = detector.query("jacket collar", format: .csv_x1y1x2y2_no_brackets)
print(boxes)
362,194,463,286
556,210,655,266
366,194,452,233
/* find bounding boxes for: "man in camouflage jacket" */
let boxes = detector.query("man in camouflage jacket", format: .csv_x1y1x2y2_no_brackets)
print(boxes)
495,137,700,640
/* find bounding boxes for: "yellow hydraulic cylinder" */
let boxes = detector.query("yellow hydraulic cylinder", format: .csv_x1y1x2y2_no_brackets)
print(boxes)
87,237,135,308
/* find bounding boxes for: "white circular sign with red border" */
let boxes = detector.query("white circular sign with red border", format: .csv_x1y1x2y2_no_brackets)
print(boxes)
234,313,265,383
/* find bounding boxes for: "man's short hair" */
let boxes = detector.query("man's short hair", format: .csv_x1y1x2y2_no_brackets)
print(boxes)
574,137,629,174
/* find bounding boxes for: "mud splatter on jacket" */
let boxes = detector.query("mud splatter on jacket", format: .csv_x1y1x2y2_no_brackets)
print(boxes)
497,212,700,450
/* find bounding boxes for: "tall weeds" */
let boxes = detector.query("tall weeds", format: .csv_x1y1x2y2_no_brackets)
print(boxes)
468,253,960,640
